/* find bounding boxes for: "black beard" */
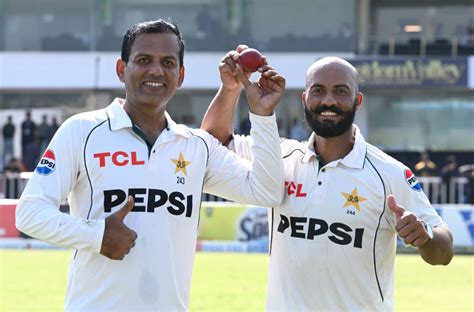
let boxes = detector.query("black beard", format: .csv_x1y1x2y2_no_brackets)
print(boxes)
304,101,357,138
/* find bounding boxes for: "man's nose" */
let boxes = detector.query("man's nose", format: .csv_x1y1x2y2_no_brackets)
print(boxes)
321,92,337,105
148,62,164,76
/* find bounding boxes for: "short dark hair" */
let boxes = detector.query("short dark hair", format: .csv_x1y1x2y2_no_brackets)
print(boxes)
121,19,185,68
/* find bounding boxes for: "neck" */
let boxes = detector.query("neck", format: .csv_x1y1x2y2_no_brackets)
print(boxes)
313,126,356,163
123,100,167,143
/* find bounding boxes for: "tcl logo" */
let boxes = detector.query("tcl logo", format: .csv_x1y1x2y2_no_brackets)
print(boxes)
94,151,145,167
285,181,307,197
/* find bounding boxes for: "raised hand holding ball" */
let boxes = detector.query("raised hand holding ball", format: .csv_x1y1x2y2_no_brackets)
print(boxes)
238,48,264,72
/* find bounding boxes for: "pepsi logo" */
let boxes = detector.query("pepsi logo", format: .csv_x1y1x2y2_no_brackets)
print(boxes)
404,169,422,191
36,149,56,175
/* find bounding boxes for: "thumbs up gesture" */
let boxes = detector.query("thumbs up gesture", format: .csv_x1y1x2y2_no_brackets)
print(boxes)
100,196,138,260
387,194,431,248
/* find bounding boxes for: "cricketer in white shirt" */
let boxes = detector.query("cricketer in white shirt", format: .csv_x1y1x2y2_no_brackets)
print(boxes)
202,52,453,312
15,98,284,311
230,126,449,311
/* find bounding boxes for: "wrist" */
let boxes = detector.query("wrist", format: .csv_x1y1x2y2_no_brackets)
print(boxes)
249,107,274,116
220,83,242,93
422,221,434,240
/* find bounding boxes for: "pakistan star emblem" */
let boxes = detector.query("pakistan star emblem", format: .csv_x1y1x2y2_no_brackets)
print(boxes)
171,152,191,176
341,187,367,211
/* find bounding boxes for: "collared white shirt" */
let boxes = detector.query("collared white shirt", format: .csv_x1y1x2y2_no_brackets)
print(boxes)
16,98,284,311
233,126,447,311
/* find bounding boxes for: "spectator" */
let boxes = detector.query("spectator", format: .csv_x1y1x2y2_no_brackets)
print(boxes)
3,157,27,173
23,136,42,172
195,6,222,39
459,164,474,204
289,117,308,141
277,118,287,137
441,155,460,203
21,110,37,161
467,24,474,45
3,157,27,200
2,115,15,167
37,114,51,153
239,117,251,135
414,150,438,177
48,116,60,141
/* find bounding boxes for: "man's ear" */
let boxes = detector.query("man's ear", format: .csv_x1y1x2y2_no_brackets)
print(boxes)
116,59,125,82
301,91,307,107
177,66,185,87
355,92,363,111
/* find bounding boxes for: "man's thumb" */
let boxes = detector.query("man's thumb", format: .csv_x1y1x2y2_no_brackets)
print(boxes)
114,196,134,221
387,194,404,220
234,63,252,89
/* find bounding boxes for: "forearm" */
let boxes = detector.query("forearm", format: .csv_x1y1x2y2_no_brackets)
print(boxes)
203,112,284,206
418,227,454,265
201,85,241,146
16,196,104,252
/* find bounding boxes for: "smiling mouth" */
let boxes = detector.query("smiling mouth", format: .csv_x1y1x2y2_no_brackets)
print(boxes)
143,82,165,87
319,111,338,116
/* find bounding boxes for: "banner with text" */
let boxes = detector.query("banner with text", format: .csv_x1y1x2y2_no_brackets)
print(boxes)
350,57,468,88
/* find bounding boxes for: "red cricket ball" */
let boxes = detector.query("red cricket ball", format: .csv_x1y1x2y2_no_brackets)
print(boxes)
238,48,264,72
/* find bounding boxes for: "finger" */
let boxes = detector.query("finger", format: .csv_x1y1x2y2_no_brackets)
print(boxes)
219,52,231,64
236,44,249,53
220,61,236,76
261,69,279,78
396,212,417,234
220,55,238,73
235,63,252,89
265,74,286,92
411,236,429,248
261,72,285,89
255,55,266,72
397,223,412,238
227,51,239,64
271,74,286,87
387,194,405,221
114,196,135,221
258,64,274,73
402,230,419,245
131,230,138,241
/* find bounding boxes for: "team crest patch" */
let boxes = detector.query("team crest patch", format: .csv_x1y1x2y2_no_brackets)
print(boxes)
36,149,56,175
341,187,367,211
404,169,422,191
170,152,191,176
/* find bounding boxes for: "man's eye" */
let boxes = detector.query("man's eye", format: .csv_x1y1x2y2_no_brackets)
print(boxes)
163,60,175,67
137,58,149,64
336,88,349,95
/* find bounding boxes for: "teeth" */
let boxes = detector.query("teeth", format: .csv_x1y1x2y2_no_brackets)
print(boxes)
144,82,164,87
320,111,337,116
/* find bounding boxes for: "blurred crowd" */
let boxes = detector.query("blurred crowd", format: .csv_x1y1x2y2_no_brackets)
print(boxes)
414,150,474,204
2,111,60,173
238,115,310,143
1,111,473,205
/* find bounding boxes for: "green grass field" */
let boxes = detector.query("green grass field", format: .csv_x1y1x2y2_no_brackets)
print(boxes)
0,250,472,311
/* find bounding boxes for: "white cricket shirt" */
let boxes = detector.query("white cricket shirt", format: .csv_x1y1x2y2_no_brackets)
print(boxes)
16,98,284,311
232,126,447,311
